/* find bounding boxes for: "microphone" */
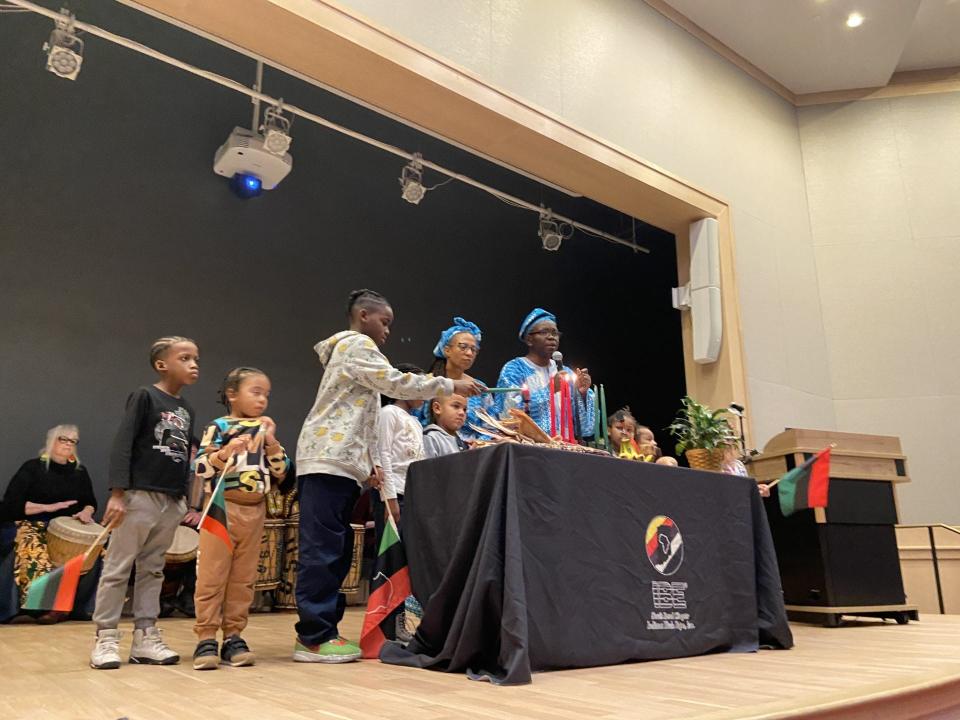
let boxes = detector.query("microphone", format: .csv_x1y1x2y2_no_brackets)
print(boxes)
728,403,745,415
552,351,564,371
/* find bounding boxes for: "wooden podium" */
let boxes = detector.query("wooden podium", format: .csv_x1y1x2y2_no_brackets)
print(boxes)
750,428,918,626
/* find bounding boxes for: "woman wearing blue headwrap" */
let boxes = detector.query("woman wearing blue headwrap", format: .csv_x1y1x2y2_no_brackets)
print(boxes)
494,308,596,439
418,317,492,442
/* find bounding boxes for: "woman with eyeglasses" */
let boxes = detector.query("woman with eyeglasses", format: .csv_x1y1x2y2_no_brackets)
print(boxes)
1,424,98,618
420,317,492,442
494,308,596,439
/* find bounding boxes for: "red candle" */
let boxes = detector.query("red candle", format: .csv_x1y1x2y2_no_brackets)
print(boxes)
549,374,556,436
558,376,566,441
564,377,575,442
521,384,531,415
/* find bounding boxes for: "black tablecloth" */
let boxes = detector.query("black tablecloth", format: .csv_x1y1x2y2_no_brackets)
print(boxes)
381,443,793,684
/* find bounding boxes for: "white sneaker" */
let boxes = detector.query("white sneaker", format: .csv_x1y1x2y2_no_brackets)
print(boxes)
129,626,179,665
90,629,122,670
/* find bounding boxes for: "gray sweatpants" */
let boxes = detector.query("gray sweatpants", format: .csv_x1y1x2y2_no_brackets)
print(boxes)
92,490,186,631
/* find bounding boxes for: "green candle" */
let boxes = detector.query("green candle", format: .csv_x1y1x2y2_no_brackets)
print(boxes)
600,384,609,449
592,384,600,442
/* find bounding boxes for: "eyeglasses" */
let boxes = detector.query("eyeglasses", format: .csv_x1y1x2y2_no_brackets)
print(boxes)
57,436,79,446
530,329,562,339
454,343,479,355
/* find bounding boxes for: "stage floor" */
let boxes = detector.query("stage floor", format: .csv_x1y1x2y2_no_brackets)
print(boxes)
5,609,960,719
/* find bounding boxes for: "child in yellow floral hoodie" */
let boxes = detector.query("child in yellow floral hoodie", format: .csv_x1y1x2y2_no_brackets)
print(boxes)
293,289,482,663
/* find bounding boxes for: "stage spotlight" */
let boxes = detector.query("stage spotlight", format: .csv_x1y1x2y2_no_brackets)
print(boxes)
261,103,292,156
538,213,563,251
43,11,83,81
399,153,426,205
229,172,263,199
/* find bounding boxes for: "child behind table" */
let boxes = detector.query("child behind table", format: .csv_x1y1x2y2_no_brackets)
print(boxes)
636,424,679,467
608,407,639,458
375,363,426,538
90,336,199,670
191,367,290,670
423,394,469,459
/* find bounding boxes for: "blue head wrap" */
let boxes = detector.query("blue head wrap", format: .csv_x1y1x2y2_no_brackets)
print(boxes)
433,317,482,358
518,308,556,340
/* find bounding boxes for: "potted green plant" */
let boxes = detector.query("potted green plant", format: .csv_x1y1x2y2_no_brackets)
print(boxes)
667,396,737,471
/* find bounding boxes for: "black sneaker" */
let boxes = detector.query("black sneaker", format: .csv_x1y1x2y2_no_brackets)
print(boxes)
221,635,255,667
192,639,219,671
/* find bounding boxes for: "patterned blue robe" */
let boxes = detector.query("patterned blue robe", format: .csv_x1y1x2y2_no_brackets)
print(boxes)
494,357,596,438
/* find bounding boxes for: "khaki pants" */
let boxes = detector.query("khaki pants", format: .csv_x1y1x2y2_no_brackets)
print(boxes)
193,500,265,640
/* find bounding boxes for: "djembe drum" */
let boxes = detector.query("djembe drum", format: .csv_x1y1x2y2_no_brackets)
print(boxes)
274,496,300,610
161,525,198,605
47,517,107,573
273,491,365,609
254,518,285,592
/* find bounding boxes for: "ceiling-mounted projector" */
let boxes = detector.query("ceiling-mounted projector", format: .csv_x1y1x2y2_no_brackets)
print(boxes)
213,127,292,197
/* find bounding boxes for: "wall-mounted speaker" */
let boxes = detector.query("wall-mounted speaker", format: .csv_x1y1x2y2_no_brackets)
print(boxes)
673,217,722,363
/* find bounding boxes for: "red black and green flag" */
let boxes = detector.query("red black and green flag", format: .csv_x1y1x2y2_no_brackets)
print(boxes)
778,447,831,517
23,554,84,612
360,515,411,659
199,477,232,550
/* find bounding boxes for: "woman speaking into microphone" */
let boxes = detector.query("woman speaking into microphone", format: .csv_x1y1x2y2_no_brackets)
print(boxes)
493,308,595,440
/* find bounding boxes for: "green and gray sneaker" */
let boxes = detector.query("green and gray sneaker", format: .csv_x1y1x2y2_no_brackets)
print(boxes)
292,636,362,663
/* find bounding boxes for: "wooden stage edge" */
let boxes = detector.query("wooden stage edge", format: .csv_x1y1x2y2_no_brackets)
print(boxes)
6,610,960,720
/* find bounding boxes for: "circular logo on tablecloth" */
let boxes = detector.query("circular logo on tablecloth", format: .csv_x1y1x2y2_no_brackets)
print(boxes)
645,515,684,576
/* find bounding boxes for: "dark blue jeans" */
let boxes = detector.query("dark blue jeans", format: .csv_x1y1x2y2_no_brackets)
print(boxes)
295,473,360,646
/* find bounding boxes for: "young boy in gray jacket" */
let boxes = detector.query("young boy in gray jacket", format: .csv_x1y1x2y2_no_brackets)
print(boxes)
422,394,470,459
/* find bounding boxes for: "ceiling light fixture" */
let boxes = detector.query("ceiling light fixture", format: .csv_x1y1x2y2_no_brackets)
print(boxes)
43,8,83,80
845,12,865,28
260,101,293,156
538,210,572,252
399,153,426,205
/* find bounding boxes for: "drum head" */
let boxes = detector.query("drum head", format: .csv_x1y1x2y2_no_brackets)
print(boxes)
167,525,199,556
48,516,107,544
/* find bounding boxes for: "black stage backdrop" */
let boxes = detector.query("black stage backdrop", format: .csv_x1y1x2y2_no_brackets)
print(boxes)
0,4,683,504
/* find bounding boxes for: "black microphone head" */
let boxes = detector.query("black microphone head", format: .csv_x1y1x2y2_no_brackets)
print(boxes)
551,351,564,368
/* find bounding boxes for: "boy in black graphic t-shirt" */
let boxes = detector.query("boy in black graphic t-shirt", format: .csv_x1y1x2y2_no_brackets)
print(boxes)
90,336,200,670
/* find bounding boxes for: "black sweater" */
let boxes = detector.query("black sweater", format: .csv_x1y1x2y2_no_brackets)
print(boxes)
108,385,195,497
1,457,98,523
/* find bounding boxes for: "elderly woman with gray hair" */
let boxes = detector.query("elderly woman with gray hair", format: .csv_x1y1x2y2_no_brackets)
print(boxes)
1,424,98,620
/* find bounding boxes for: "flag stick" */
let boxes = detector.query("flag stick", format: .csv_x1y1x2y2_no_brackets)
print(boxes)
196,457,234,530
82,521,115,562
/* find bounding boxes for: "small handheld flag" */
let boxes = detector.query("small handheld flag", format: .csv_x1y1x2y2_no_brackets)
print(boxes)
23,554,84,612
23,521,112,612
198,457,234,550
773,447,832,517
360,513,411,659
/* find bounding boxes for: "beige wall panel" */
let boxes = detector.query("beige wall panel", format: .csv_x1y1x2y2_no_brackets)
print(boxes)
837,397,957,523
815,242,938,400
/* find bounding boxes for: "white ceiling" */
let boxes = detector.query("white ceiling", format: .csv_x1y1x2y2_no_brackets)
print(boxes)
659,0,960,94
